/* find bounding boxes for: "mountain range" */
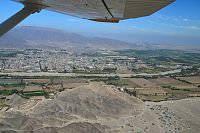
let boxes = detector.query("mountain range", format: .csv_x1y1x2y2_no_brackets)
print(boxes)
0,26,141,50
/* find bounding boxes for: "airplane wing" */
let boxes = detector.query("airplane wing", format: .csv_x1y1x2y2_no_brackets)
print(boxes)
14,0,175,21
0,0,175,37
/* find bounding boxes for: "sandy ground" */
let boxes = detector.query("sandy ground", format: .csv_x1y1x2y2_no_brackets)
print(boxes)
128,98,200,133
0,82,199,133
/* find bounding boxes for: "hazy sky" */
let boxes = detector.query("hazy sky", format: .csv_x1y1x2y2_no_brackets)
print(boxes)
0,0,200,46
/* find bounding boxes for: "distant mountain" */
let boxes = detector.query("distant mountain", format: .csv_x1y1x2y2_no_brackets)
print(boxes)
0,26,140,50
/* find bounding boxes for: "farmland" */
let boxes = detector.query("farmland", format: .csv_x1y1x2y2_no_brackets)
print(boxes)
139,95,169,102
0,77,90,100
148,77,200,100
117,49,200,65
0,75,199,102
132,67,174,74
0,78,22,85
149,77,199,91
130,78,160,88
176,76,200,84
149,77,193,88
23,79,50,84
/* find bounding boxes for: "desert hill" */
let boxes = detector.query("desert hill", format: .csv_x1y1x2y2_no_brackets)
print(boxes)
0,82,144,133
0,82,200,133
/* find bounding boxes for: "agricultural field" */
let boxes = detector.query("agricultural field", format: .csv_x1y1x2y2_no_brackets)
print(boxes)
0,85,24,92
130,78,160,88
149,77,193,88
23,79,50,84
148,77,200,99
52,78,88,84
139,95,169,102
52,78,89,89
176,76,200,84
117,49,200,65
162,87,200,100
22,91,47,97
136,88,167,96
0,78,22,85
106,78,171,102
132,67,174,74
23,86,43,92
0,77,90,100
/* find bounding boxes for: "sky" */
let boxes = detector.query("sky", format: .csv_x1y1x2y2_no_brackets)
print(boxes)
0,0,200,46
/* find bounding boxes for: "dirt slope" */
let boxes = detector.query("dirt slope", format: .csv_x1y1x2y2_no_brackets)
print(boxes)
0,82,200,133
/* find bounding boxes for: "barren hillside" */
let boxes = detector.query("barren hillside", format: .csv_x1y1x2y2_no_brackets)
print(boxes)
0,82,200,133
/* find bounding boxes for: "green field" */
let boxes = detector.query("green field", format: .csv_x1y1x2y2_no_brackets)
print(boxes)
0,89,19,96
117,49,200,65
132,67,173,74
22,91,47,97
0,79,22,85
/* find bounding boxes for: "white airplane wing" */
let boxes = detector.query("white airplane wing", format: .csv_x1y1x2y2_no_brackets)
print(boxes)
0,0,175,37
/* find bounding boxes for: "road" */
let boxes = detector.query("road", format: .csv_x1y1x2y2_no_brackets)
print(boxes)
0,69,181,77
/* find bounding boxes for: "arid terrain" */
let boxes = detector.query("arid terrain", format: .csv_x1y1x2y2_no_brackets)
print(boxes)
0,82,199,133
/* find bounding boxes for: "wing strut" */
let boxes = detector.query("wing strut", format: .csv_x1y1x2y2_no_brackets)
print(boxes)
0,5,40,37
